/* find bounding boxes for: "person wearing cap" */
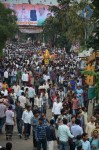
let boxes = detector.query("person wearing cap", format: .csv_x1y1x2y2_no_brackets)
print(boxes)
0,96,6,134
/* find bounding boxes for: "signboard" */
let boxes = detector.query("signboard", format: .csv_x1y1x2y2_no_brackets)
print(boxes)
5,3,52,26
19,28,43,33
82,5,93,20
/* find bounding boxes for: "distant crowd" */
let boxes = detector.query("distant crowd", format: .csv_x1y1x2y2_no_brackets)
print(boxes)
0,42,99,150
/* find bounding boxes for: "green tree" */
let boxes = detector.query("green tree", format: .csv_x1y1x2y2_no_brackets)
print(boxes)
0,2,18,56
87,0,99,50
43,0,95,48
43,16,61,47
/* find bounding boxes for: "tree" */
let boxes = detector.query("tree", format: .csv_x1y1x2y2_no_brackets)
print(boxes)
0,2,18,56
43,0,95,48
87,0,99,50
43,16,61,47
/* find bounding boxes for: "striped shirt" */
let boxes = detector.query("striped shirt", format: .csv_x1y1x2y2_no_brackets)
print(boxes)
35,124,47,140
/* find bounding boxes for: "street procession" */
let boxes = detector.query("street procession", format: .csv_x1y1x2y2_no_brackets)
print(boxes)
0,0,99,150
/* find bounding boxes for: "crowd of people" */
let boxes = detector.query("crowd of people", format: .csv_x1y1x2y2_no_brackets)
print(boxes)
0,41,99,150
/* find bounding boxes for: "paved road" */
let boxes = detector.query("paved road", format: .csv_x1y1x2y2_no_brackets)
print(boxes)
0,109,58,150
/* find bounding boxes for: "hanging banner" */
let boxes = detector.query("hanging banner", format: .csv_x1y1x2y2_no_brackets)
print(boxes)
5,3,52,26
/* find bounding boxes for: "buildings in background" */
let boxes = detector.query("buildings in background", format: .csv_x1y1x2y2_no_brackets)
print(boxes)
0,0,58,5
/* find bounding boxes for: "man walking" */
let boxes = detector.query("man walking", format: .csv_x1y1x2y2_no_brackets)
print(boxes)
47,119,56,150
0,98,6,134
28,85,35,109
31,110,39,149
15,101,23,138
58,118,74,150
35,117,47,150
52,96,62,122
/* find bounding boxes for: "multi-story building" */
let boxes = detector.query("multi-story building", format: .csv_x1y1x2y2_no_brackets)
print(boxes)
0,0,58,5
0,0,58,33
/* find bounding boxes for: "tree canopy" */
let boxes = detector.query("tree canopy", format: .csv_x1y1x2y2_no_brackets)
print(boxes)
87,0,99,50
43,0,98,50
0,2,18,56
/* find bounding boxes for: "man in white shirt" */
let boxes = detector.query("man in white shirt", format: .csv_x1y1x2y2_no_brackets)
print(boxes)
18,92,26,109
58,118,74,150
4,70,8,83
28,85,35,109
22,105,33,140
21,71,28,86
52,96,62,121
86,116,95,138
43,74,50,82
81,133,91,150
12,83,20,95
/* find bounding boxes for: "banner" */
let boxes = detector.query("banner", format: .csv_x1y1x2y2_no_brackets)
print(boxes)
5,3,52,26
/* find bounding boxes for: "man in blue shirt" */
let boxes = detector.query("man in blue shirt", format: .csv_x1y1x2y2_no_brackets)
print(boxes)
70,78,76,91
46,119,56,150
35,117,47,150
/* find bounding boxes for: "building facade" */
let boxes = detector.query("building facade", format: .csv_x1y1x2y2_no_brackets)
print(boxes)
0,0,58,5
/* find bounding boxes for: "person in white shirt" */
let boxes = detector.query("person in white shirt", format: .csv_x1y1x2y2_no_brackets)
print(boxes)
34,94,42,112
4,70,8,83
12,83,20,95
5,105,15,140
3,89,8,97
81,133,91,150
58,88,64,102
86,116,95,138
18,92,26,109
43,74,50,82
28,85,36,109
10,89,17,103
52,96,62,121
22,105,33,140
58,118,74,150
21,71,28,86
